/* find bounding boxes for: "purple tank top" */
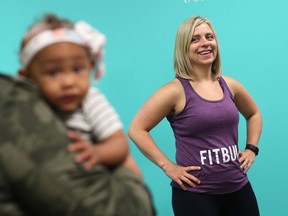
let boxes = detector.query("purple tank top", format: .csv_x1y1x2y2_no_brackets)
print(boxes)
167,77,248,194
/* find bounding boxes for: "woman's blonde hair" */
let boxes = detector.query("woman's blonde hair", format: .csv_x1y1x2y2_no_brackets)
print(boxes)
173,16,222,79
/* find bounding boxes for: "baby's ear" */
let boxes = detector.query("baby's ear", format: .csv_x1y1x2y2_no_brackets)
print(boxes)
18,69,28,77
89,55,96,68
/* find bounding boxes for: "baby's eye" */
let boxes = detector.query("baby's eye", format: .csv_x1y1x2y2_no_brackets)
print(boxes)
74,66,85,74
46,70,60,77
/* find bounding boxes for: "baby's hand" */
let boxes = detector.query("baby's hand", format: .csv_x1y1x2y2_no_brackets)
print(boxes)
67,131,98,169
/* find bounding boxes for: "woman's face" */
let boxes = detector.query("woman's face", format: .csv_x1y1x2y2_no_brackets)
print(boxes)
188,22,218,68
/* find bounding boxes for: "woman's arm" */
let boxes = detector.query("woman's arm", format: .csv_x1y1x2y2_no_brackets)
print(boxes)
224,76,263,172
128,80,201,190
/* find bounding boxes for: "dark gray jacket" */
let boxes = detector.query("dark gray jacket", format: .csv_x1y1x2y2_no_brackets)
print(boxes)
0,74,155,216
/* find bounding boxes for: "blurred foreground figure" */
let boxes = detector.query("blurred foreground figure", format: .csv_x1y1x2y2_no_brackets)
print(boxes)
0,73,155,216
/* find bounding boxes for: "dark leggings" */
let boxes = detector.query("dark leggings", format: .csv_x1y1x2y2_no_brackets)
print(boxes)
172,182,260,216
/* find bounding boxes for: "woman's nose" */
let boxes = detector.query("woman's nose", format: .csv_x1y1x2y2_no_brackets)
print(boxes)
200,38,210,47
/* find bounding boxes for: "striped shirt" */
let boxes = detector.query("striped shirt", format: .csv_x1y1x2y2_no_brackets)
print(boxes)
63,87,123,142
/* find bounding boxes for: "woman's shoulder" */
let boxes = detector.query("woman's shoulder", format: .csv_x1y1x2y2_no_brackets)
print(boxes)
147,78,185,106
221,75,237,84
221,75,243,95
157,78,185,97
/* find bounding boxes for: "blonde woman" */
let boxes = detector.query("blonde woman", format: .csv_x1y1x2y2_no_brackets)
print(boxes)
129,16,262,216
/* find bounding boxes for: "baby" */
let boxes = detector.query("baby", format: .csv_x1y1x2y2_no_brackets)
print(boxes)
19,13,141,175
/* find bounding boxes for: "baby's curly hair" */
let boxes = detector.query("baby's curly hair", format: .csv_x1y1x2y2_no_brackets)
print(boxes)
41,13,73,29
20,13,74,49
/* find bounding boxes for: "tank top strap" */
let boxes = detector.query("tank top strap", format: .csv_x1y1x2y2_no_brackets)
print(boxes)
176,77,194,101
176,77,191,90
217,76,235,102
176,76,235,102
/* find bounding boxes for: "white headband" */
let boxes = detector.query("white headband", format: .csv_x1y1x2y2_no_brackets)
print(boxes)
20,21,106,79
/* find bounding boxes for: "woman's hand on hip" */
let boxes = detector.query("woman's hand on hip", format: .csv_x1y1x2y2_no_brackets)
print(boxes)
239,150,256,173
162,163,201,191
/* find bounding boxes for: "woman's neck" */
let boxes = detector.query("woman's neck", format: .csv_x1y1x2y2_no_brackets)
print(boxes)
188,65,216,82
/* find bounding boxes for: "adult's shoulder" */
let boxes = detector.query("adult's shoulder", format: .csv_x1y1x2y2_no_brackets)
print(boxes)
159,78,184,94
221,75,244,96
221,75,238,85
150,78,185,104
149,78,186,114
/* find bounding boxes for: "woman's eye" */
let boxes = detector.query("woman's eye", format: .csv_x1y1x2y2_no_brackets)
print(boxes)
191,37,199,43
206,34,214,40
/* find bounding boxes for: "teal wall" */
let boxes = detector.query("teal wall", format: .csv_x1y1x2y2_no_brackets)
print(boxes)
1,0,287,215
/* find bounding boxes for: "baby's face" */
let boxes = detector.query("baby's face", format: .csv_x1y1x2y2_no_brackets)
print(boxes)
26,42,92,113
